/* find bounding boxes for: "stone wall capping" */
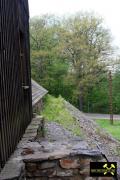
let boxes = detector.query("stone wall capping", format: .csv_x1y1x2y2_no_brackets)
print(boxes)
25,128,38,134
70,149,103,159
28,124,39,130
23,149,102,163
0,114,110,179
0,160,24,180
32,115,43,121
28,121,40,126
23,153,50,162
23,150,71,163
48,150,71,160
23,133,37,138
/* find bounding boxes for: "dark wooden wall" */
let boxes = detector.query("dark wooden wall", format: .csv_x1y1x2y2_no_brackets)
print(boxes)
0,0,32,170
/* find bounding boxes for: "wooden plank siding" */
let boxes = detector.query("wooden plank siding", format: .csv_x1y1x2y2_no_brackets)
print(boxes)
32,80,48,107
0,0,32,170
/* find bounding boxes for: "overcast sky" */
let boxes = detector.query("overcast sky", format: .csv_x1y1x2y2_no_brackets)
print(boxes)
28,0,120,50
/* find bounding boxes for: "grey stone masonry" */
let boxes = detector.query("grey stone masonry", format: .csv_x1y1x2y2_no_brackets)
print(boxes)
0,114,115,180
24,152,112,180
0,115,44,180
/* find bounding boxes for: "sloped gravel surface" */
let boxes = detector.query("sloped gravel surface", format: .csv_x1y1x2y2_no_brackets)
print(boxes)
36,121,90,153
45,121,82,142
65,101,120,177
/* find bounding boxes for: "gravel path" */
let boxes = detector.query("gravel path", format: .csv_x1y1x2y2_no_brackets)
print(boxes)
36,121,90,156
85,113,120,120
45,121,82,142
65,101,120,176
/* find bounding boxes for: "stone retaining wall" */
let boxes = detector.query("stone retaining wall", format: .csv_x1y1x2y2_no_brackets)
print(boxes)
0,115,44,180
0,114,115,180
24,154,114,180
23,149,112,180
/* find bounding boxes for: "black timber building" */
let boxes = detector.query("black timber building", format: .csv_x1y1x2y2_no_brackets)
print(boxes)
0,0,32,169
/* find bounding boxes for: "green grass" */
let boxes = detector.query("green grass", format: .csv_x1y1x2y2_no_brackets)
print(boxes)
96,119,120,140
41,95,81,136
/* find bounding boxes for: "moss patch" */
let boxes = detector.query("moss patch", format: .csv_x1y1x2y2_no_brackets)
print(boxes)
41,95,81,136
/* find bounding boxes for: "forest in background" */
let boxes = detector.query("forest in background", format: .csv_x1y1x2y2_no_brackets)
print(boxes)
30,12,120,114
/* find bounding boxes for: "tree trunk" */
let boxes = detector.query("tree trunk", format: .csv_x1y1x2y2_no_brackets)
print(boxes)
108,71,113,125
79,87,83,111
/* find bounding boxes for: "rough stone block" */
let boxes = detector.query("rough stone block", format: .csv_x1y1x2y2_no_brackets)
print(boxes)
21,148,34,156
27,124,39,130
49,176,83,180
49,177,63,180
36,178,48,180
25,128,37,134
48,150,70,160
60,158,80,169
79,158,91,168
79,166,90,176
33,169,56,177
23,133,37,138
56,169,73,177
35,178,48,180
26,163,37,172
26,171,33,178
73,169,79,175
98,177,114,180
37,161,57,169
85,177,96,180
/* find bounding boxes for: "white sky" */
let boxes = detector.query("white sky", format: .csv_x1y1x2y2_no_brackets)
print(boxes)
28,0,120,50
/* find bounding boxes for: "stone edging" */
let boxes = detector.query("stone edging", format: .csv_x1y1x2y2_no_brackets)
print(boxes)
0,115,44,180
